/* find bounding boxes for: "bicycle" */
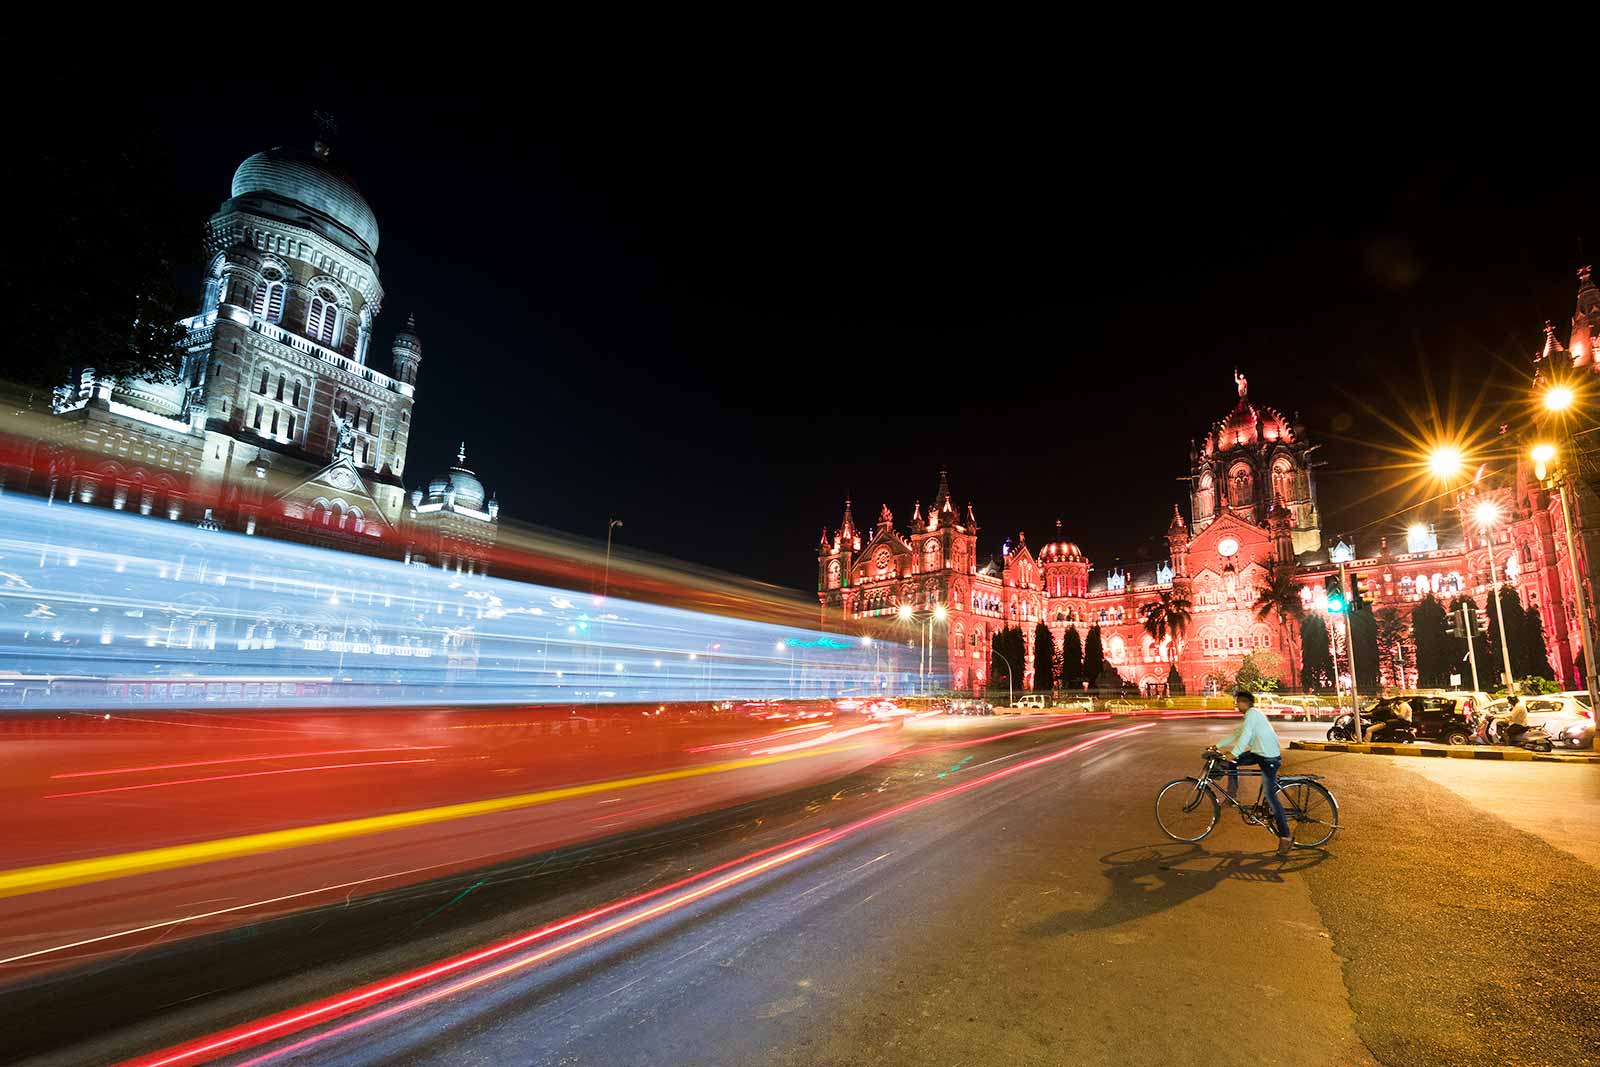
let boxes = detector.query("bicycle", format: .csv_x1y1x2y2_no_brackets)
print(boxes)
1155,749,1339,848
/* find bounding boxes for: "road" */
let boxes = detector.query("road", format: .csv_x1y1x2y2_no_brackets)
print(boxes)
5,714,1598,1066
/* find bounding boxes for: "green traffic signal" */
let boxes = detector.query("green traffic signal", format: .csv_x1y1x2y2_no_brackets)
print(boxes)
1325,574,1345,614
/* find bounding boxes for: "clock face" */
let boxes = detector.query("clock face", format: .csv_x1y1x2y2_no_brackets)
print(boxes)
1217,537,1239,558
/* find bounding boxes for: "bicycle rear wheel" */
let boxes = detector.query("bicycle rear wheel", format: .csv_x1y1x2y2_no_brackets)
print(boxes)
1276,780,1339,847
1156,777,1219,842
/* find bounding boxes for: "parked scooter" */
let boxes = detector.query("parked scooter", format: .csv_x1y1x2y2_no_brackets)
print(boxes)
1327,712,1358,741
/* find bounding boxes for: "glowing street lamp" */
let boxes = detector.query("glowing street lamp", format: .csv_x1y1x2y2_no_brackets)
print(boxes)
1543,385,1575,413
1428,446,1466,481
1532,442,1557,481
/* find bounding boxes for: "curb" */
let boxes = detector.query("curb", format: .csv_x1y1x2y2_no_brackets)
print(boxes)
1289,739,1600,764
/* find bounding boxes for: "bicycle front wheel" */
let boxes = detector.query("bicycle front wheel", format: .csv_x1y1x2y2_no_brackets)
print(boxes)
1156,777,1219,843
1276,780,1339,847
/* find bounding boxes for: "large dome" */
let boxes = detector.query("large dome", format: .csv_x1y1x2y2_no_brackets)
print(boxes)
425,465,486,510
231,146,380,253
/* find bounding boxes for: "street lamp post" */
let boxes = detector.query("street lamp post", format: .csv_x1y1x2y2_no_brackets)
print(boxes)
898,602,946,698
1533,441,1600,749
602,519,623,600
990,646,1015,708
1472,502,1517,695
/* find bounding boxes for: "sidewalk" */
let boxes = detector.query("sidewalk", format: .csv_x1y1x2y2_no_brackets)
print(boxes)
1290,738,1600,763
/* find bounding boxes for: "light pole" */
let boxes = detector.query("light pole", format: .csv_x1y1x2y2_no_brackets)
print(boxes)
1473,501,1518,695
898,602,947,697
1533,441,1600,746
602,519,623,600
1329,540,1361,738
990,645,1015,708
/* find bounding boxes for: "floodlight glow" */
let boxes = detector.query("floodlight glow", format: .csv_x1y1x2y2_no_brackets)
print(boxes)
1544,385,1575,413
1473,501,1502,528
1428,446,1465,480
897,604,913,621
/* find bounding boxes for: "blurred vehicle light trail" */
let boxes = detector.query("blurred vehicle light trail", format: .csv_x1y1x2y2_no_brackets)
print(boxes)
119,723,1153,1067
43,759,437,799
49,746,446,780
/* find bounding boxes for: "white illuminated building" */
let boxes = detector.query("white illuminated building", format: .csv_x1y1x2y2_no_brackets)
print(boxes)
406,444,500,574
44,132,495,567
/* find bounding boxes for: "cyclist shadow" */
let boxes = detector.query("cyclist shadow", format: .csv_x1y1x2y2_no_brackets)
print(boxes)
1022,842,1332,937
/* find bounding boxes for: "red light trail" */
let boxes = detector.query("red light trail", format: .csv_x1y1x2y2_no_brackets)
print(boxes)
49,747,446,780
118,722,1154,1067
44,759,436,800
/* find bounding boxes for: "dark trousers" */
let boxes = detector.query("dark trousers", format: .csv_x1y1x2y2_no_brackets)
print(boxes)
1227,752,1290,838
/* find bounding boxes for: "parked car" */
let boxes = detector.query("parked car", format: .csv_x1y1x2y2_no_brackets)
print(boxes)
1516,694,1595,750
1053,696,1095,712
1014,694,1050,710
1365,693,1476,746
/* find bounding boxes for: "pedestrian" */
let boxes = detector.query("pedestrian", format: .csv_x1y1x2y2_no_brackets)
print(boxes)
1209,690,1293,857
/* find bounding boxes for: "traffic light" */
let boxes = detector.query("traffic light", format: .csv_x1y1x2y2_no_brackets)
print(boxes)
1349,573,1370,612
1324,574,1345,614
1444,606,1460,638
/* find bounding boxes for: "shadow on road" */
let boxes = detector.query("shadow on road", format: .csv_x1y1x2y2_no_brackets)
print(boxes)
1023,842,1332,937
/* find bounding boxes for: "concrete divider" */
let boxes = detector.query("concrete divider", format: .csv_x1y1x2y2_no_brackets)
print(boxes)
1290,739,1600,764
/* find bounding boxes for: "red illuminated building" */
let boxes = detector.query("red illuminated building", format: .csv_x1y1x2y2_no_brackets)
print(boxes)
818,269,1600,695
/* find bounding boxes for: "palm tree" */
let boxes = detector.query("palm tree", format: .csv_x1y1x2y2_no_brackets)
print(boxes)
1141,590,1193,662
1254,558,1304,687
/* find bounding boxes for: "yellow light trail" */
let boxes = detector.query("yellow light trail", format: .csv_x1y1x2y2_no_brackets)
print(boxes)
0,745,868,902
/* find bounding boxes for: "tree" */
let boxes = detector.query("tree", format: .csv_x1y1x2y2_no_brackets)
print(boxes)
1484,586,1527,691
1348,606,1380,691
988,627,1026,702
1519,606,1555,681
1374,608,1409,689
1032,622,1055,692
1299,613,1335,690
1083,624,1105,688
1166,663,1185,697
1254,558,1305,686
5,121,189,391
1234,653,1282,692
1411,594,1452,688
1060,626,1084,691
1140,590,1193,660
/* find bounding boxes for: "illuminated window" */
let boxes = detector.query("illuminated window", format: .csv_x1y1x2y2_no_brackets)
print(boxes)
251,268,286,322
307,287,340,346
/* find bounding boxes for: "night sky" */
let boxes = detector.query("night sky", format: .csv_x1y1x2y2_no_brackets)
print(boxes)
48,72,1600,589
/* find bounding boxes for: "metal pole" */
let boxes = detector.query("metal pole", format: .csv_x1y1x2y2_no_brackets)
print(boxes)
1339,560,1362,740
602,519,622,599
992,647,1015,708
1555,479,1600,747
1485,548,1516,694
1462,601,1481,694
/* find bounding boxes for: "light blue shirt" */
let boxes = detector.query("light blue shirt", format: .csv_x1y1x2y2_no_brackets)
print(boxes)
1217,706,1281,758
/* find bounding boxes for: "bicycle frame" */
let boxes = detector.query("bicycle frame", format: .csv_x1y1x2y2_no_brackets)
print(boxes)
1197,756,1325,830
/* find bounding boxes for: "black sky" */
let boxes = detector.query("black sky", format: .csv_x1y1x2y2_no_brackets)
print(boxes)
37,69,1599,589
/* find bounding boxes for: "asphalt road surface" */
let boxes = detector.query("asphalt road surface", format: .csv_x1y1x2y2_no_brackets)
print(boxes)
6,715,1597,1067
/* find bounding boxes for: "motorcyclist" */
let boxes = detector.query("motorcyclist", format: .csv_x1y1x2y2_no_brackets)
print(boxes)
1364,697,1412,742
1490,695,1527,745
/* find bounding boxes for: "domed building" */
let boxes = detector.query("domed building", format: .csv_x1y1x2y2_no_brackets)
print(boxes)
45,132,443,555
405,445,500,575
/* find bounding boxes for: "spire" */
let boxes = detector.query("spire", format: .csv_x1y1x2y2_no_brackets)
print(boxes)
819,526,830,549
912,500,923,524
877,503,894,531
405,312,418,334
1540,320,1565,362
1573,266,1599,368
933,467,954,512
1168,503,1186,533
839,497,857,539
457,441,467,464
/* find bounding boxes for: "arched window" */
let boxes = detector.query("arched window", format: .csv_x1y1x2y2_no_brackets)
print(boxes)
275,375,285,401
292,380,302,407
1229,463,1254,507
251,268,286,323
258,369,269,394
1271,457,1295,505
1197,472,1215,519
306,287,341,346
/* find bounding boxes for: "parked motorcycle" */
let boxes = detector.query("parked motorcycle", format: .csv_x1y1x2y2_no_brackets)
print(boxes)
1327,712,1358,741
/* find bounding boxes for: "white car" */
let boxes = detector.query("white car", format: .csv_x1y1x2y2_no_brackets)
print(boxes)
1053,697,1095,712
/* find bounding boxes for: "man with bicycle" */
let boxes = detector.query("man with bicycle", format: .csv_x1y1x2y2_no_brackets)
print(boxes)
1209,690,1293,857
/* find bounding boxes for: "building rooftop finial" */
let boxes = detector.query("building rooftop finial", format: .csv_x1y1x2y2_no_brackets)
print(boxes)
312,110,338,159
457,441,467,464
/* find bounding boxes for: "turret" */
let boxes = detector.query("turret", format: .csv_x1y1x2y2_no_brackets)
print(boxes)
1572,266,1599,369
392,314,422,386
1167,504,1190,577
